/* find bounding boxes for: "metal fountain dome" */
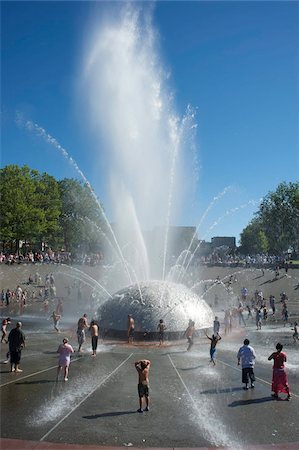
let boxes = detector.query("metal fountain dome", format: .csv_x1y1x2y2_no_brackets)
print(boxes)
98,280,214,338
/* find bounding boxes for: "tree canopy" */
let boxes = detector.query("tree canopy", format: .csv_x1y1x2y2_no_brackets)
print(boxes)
0,165,106,254
239,182,299,254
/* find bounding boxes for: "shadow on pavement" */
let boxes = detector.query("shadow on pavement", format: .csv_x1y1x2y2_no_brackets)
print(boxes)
201,387,244,394
16,379,55,385
180,365,203,371
228,396,275,407
161,351,187,356
83,410,137,419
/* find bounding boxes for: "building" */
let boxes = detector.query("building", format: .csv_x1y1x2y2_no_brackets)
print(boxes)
211,236,236,251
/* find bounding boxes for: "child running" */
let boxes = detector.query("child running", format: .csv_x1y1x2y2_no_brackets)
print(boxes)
56,338,74,381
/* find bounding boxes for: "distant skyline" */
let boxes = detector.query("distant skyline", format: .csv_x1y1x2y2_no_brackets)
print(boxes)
2,1,299,243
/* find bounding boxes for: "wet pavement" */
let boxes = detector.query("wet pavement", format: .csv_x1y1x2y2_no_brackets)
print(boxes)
0,316,298,450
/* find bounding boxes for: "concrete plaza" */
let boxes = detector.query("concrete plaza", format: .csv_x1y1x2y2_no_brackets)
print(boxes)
1,315,298,450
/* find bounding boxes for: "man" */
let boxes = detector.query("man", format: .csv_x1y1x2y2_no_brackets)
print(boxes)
8,322,25,373
77,313,89,352
134,359,151,413
90,320,99,356
127,314,135,344
237,338,256,390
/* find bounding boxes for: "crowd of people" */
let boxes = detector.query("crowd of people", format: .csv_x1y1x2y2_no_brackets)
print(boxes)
1,311,294,412
0,250,104,266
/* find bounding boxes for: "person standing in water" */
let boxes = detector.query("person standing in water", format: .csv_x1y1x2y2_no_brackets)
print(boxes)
56,337,74,381
237,338,256,390
268,343,291,400
157,319,166,346
134,359,151,413
51,311,61,332
1,317,11,343
127,314,135,344
205,332,221,365
77,313,89,352
184,320,195,351
90,320,99,356
8,322,25,373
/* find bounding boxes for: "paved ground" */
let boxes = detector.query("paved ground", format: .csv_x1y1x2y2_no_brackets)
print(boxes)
0,316,298,450
1,264,299,449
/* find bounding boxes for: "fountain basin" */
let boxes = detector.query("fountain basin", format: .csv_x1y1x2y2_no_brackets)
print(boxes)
98,280,214,340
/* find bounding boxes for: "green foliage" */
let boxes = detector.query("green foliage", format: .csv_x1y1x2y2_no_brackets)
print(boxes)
240,182,299,254
239,219,269,254
0,165,106,254
0,165,61,251
58,178,106,254
258,182,299,253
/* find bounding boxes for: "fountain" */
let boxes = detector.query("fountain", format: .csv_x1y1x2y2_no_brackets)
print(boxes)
80,5,214,337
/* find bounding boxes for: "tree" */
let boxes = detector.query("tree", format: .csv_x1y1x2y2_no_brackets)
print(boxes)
0,165,61,252
239,219,269,255
257,182,299,253
58,179,106,254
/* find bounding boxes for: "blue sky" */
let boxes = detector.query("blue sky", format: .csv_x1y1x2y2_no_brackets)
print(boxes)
1,1,299,244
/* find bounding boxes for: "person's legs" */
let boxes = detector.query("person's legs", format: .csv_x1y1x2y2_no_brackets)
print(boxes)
145,394,149,411
64,365,69,381
242,368,249,389
56,365,61,380
137,395,143,412
285,385,291,399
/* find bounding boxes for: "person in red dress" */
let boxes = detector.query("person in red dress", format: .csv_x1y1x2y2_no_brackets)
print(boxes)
268,342,291,400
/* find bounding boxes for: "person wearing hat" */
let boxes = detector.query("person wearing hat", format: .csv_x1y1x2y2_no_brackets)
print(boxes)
8,321,25,373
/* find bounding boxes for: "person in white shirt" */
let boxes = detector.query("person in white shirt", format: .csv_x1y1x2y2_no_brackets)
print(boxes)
237,339,256,390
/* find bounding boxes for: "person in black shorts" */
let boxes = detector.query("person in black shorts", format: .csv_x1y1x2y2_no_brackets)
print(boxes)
135,359,151,412
8,321,25,373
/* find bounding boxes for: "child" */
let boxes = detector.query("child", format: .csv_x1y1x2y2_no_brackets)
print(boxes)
51,311,61,332
292,322,298,343
1,317,11,343
205,332,221,365
157,319,166,346
56,338,74,381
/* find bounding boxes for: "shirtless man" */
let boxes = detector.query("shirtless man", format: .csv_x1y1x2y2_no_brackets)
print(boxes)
127,314,135,344
90,320,99,356
77,313,89,352
184,320,195,351
134,359,151,412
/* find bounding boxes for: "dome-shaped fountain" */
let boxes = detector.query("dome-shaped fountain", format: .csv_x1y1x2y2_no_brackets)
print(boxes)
98,280,214,340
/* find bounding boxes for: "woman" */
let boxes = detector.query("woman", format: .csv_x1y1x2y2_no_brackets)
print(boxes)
56,337,74,381
268,343,291,400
